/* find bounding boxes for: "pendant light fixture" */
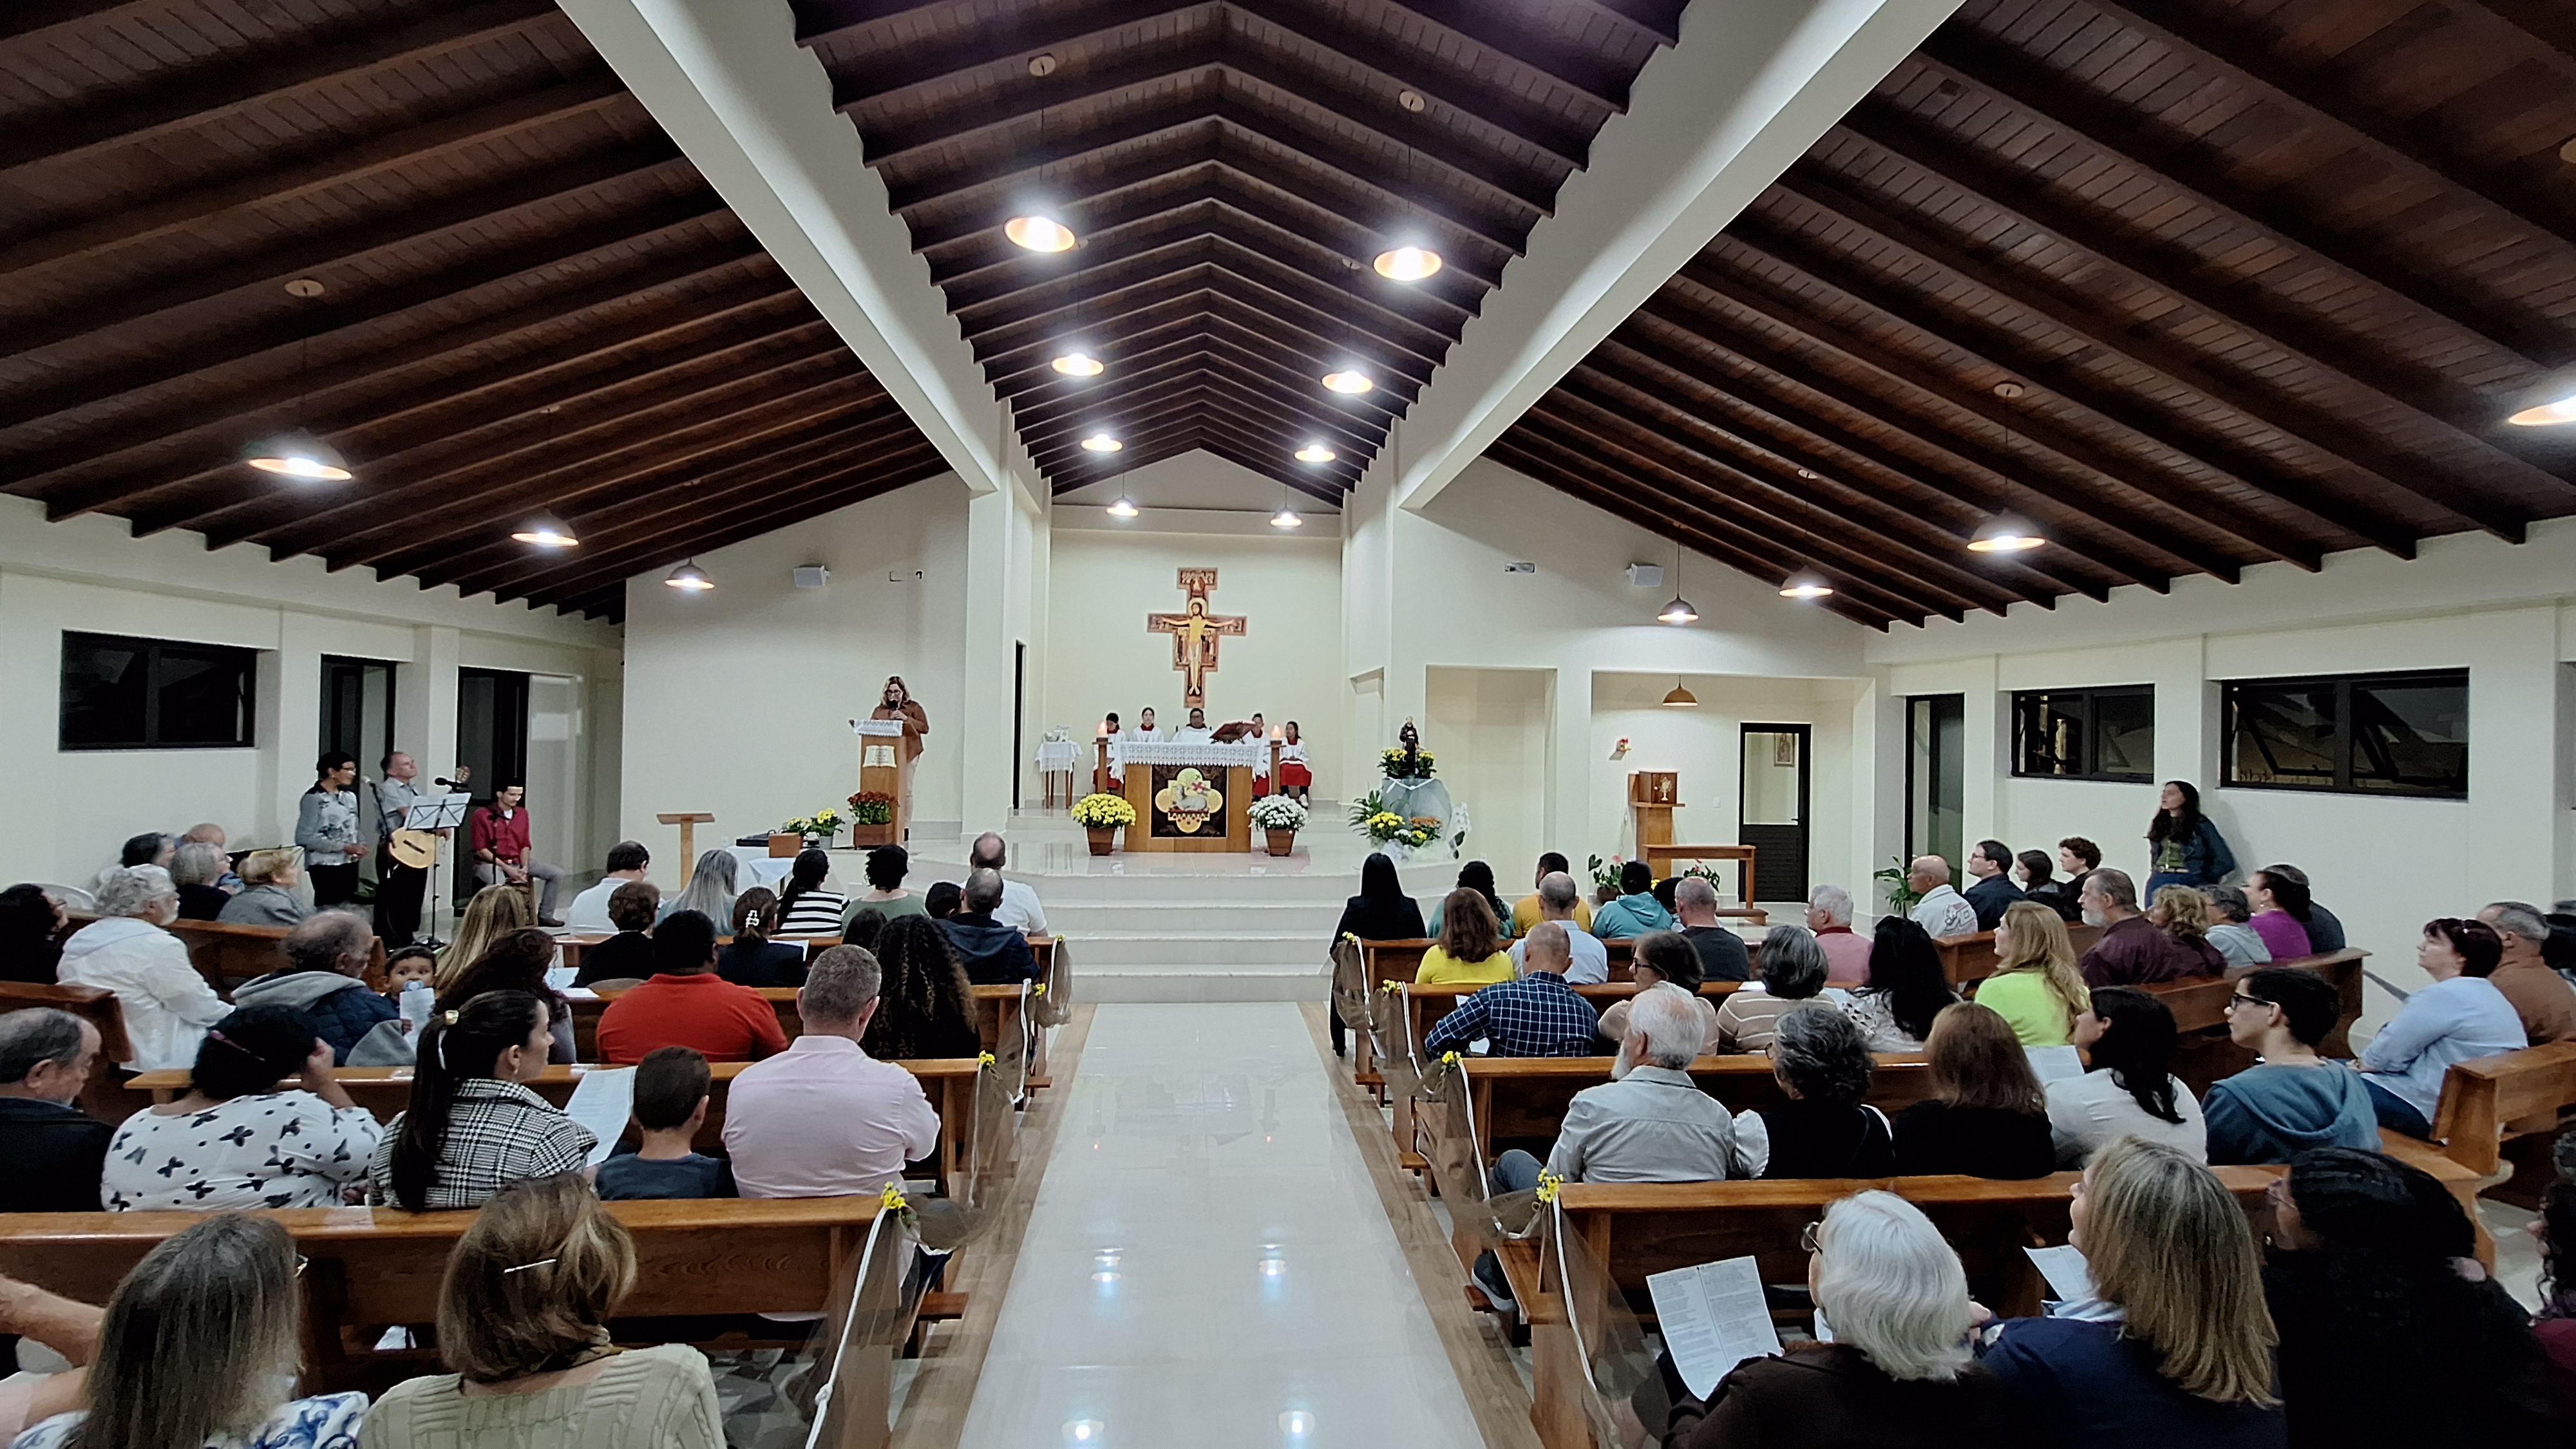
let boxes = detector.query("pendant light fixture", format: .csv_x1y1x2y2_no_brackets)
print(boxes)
1372,122,1442,281
1656,540,1698,624
1662,679,1699,708
1081,432,1122,453
2508,390,2576,426
663,560,714,591
1105,496,1139,518
508,406,578,548
1969,399,2044,553
1005,61,1077,252
1051,351,1104,377
241,279,355,482
1294,442,1336,463
1778,568,1835,600
1321,369,1374,395
1270,506,1303,529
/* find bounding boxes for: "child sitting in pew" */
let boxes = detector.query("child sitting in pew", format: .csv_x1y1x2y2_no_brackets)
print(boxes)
379,946,435,1006
593,1047,735,1200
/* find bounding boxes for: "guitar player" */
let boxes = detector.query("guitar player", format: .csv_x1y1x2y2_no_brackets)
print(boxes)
374,752,468,949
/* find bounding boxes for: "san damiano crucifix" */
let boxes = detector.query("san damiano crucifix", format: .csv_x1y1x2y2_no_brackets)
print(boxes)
1146,568,1245,708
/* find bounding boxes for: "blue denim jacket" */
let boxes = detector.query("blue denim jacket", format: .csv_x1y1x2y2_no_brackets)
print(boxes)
2156,818,2236,886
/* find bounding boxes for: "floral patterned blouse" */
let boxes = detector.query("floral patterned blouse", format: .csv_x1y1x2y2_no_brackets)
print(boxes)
102,1092,383,1211
12,1390,368,1449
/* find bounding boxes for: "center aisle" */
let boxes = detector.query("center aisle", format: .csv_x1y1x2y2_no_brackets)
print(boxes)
956,1002,1486,1448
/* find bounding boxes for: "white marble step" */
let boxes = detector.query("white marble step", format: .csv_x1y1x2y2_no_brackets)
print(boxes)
1067,931,1330,968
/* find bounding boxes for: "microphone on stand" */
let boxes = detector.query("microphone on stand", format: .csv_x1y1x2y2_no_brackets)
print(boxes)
433,777,462,790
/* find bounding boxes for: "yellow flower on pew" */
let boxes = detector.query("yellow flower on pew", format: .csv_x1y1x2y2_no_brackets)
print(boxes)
1034,983,1048,996
1533,1170,1564,1205
880,1183,909,1213
1381,979,1404,994
1440,1051,1459,1067
978,1052,996,1068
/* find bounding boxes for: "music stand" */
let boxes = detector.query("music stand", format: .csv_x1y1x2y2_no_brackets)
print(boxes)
408,792,477,947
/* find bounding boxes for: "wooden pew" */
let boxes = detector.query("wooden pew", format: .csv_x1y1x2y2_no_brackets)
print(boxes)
566,978,1040,1081
1458,1053,1931,1171
1401,981,1750,1061
125,1058,987,1195
1513,1168,2282,1449
0,980,143,1122
1352,938,1435,1092
2374,1041,2576,1235
1933,922,2102,987
62,913,390,998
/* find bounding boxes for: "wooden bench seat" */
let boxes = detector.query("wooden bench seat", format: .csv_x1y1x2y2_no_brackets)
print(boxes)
0,980,139,1121
1933,923,2103,987
1456,1054,1931,1175
566,981,1037,1078
61,913,389,999
2374,1039,2576,1236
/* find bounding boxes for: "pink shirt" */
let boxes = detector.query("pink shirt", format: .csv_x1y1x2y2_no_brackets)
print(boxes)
1816,926,1873,986
721,1034,941,1198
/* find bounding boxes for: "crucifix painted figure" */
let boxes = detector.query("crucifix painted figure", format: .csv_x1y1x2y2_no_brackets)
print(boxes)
1146,567,1245,708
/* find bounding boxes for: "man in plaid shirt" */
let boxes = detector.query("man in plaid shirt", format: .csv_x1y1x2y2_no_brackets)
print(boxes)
1424,923,1599,1057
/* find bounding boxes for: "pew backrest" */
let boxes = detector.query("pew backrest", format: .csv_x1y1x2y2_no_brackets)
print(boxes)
1459,1052,1931,1165
2425,1039,2576,1177
0,980,138,1121
1403,981,1748,1053
1935,923,2103,986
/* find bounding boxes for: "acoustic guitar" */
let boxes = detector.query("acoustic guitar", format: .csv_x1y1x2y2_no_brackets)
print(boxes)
386,829,440,871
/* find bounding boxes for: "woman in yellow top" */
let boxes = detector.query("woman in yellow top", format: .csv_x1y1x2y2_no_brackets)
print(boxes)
1416,889,1514,985
1972,900,2090,1045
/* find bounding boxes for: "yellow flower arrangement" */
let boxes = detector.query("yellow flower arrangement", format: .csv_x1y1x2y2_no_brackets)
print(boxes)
977,1051,996,1068
879,1182,909,1212
1071,792,1137,828
1533,1168,1564,1205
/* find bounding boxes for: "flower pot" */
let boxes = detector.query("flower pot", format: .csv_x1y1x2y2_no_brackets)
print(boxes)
1264,828,1297,857
847,822,896,849
767,833,802,858
1085,826,1118,856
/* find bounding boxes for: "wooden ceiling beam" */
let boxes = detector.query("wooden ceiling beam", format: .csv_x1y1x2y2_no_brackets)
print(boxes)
1703,229,2325,572
1368,0,1637,113
1186,433,1369,502
792,0,951,46
989,303,1391,399
904,127,1228,252
1030,388,1359,475
2465,0,2576,67
1844,106,2566,518
0,71,630,278
1016,349,1387,450
0,0,562,175
1764,170,2429,558
1012,346,1397,433
1034,408,1329,484
1005,316,1414,420
974,279,1434,391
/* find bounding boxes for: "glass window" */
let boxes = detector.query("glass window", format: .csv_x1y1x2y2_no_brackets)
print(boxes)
2222,670,2465,799
61,633,256,751
2010,687,2152,782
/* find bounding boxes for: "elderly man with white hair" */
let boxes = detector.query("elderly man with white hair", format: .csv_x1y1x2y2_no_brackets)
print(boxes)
55,865,228,1071
1906,855,1977,938
1510,872,1607,983
1806,884,1872,986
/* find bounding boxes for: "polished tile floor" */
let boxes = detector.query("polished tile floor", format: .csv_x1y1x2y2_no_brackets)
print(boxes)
956,1003,1486,1449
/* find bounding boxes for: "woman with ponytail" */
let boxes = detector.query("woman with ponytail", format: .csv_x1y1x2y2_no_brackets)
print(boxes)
366,990,593,1211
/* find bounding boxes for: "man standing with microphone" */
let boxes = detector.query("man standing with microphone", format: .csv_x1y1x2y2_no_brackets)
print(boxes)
374,752,466,949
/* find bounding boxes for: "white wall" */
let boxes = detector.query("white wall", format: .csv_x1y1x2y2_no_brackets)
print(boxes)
0,498,620,890
1428,667,1556,873
620,478,971,853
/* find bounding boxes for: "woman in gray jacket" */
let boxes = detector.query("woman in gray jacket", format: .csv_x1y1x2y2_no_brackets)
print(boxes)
296,752,367,906
218,849,311,927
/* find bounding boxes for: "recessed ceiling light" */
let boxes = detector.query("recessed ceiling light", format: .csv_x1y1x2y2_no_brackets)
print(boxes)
1294,443,1336,462
1028,53,1058,77
1993,380,2026,399
1270,507,1303,528
1397,90,1425,113
1779,570,1835,599
663,560,714,591
1373,245,1441,281
1005,213,1077,252
1080,433,1122,452
1795,467,1818,479
510,513,579,549
240,430,353,481
1052,352,1104,377
1105,496,1139,518
2508,390,2576,426
1967,515,2046,553
1321,369,1374,395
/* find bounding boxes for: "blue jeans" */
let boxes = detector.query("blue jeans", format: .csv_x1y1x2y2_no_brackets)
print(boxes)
2144,872,2195,902
2361,1076,2432,1139
1490,1148,1545,1197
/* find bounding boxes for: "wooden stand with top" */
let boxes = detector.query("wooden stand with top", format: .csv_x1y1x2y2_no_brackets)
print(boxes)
1629,771,1680,858
851,719,907,848
656,813,716,884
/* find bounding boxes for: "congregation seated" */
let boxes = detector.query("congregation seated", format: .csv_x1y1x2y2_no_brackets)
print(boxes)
571,881,661,986
595,911,786,1066
11,1214,368,1449
2476,899,2576,1045
715,889,804,988
439,884,538,989
1657,1191,2001,1449
941,870,1041,985
723,947,941,1200
1510,871,1606,983
1671,876,1749,982
1511,851,1592,934
2267,863,2345,952
362,1174,726,1449
2048,988,2205,1166
1598,931,1721,1055
214,849,309,928
2355,916,2524,1138
1421,922,1596,1059
2200,885,2271,967
562,840,652,933
969,833,1047,934
1329,853,1423,1056
1424,860,1516,942
93,831,173,892
661,849,739,926
1905,855,1977,939
922,881,961,920
232,909,395,1063
842,844,926,934
2535,1177,2576,1420
861,916,981,1062
60,864,227,1072
0,883,68,985
2202,967,2380,1164
168,842,231,922
0,1009,113,1212
775,850,846,938
2075,869,2219,987
0,1270,100,1442
2245,866,2313,960
2014,847,2078,924
1889,1003,2052,1179
1589,859,1672,940
1732,1005,1893,1178
371,990,594,1210
2263,1147,2556,1446
1804,884,1871,985
2038,836,2101,923
594,1046,735,1201
1977,1139,2282,1445
1416,887,1513,986
1841,916,1955,1052
1976,901,2088,1046
1963,837,2024,930
414,928,576,1066
102,1003,379,1211
842,907,889,952
1716,925,1844,1053
182,822,242,893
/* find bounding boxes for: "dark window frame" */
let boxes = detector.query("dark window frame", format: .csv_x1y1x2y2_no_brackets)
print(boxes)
59,631,258,752
2009,685,2155,784
2220,668,2468,800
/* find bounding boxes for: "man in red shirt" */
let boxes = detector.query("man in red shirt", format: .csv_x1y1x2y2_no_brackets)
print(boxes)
595,909,789,1065
469,783,565,926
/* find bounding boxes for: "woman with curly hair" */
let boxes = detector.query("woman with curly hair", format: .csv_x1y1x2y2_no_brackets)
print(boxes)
859,915,981,1061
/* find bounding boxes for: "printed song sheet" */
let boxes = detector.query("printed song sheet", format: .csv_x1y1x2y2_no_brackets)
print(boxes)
1647,1255,1783,1397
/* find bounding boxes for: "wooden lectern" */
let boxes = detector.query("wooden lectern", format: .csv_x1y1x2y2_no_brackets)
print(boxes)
656,813,715,886
851,719,908,846
1631,771,1680,858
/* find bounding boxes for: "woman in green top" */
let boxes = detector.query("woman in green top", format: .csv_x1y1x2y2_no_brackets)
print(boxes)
1423,860,1516,942
1973,900,2090,1046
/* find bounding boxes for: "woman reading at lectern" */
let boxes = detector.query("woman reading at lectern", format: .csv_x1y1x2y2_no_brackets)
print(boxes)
871,676,930,839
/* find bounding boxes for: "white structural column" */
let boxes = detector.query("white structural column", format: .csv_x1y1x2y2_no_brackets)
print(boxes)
960,486,1019,833
1382,0,1964,514
959,1002,1486,1447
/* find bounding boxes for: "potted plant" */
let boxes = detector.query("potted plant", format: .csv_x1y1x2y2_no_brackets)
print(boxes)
844,790,897,848
1248,794,1309,856
770,817,810,857
807,806,844,847
1071,792,1136,855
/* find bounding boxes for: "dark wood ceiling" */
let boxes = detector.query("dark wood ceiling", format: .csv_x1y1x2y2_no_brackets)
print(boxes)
1492,0,2576,629
792,0,1687,502
0,0,945,622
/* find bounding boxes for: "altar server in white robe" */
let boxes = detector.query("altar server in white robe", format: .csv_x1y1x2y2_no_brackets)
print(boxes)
1171,706,1216,744
1103,713,1126,789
